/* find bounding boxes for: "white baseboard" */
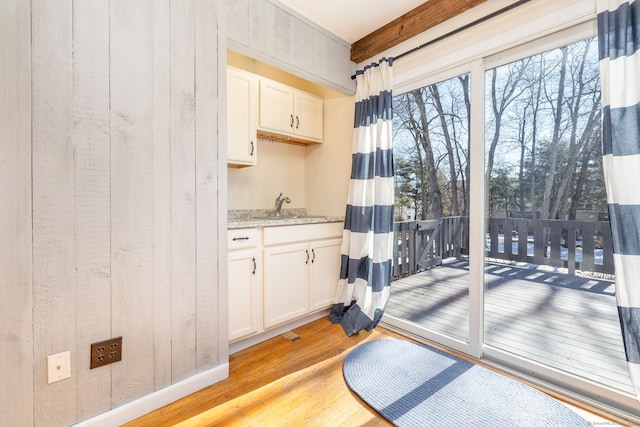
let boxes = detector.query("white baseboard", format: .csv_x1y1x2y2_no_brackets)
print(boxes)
229,310,330,354
73,363,229,427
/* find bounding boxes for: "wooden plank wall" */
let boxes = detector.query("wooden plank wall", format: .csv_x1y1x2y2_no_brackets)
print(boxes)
195,0,224,370
110,0,158,407
0,1,33,426
0,1,223,425
226,0,355,94
0,0,353,423
72,0,112,419
31,1,77,425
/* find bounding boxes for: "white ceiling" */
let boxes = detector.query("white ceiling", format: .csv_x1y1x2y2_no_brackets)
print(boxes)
276,0,428,44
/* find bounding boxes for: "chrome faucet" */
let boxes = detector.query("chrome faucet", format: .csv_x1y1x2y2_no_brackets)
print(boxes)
274,192,291,217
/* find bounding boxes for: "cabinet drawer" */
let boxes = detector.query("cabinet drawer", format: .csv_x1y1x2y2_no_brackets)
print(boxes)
263,222,342,246
228,228,259,250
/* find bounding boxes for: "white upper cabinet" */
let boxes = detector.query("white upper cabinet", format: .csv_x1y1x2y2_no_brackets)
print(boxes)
227,67,258,167
259,78,323,143
294,90,324,142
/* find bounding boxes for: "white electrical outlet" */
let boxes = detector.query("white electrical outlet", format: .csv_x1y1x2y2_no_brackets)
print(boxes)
47,351,71,384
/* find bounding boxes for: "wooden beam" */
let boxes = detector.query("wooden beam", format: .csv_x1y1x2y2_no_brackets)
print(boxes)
350,0,488,63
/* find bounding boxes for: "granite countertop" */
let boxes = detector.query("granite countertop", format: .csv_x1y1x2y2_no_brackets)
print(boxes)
228,209,343,229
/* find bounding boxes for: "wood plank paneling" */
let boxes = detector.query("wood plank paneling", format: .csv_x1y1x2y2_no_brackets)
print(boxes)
226,0,249,47
151,0,173,391
228,0,355,95
290,16,315,74
110,0,156,406
0,1,32,425
274,7,292,65
350,0,488,63
248,0,277,59
195,0,222,369
2,0,225,423
31,0,77,425
72,0,112,420
170,0,198,382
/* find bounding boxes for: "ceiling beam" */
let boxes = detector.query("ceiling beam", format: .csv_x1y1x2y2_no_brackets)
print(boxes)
350,0,488,64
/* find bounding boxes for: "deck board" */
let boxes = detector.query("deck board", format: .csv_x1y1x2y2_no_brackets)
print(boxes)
384,259,633,394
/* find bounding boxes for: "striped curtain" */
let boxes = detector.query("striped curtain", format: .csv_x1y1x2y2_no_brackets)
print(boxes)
330,58,394,336
597,0,640,398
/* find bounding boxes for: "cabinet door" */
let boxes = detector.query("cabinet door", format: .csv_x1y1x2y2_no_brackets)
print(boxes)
263,242,310,328
259,79,295,135
294,90,323,142
228,249,260,341
227,68,258,166
309,238,342,311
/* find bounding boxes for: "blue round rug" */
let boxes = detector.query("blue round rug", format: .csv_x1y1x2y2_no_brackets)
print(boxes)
343,339,591,427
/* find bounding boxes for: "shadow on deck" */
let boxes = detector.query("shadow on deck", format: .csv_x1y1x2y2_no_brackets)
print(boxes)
384,258,632,394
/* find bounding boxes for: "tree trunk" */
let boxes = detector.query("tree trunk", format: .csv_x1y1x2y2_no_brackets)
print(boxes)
411,89,443,219
430,84,460,216
541,46,568,219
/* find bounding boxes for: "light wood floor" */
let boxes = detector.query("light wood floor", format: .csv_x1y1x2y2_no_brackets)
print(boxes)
124,317,621,426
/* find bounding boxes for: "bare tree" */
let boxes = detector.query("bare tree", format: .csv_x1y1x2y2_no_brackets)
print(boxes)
430,84,460,216
486,58,531,183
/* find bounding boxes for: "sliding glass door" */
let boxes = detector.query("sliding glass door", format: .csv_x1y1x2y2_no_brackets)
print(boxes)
483,34,631,393
384,72,471,350
383,21,636,413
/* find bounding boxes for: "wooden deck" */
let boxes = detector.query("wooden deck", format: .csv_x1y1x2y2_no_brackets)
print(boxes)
385,258,633,394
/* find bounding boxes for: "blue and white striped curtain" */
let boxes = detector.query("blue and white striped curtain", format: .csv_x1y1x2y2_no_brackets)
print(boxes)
330,58,394,336
597,0,640,398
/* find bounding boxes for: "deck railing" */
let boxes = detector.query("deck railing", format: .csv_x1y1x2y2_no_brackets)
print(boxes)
393,217,614,279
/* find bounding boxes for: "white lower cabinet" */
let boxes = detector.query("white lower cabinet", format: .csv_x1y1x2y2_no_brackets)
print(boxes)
263,222,342,329
228,228,261,342
309,238,342,311
263,242,310,328
228,222,342,342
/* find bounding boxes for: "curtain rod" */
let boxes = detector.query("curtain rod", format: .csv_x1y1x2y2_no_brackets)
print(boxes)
351,0,532,80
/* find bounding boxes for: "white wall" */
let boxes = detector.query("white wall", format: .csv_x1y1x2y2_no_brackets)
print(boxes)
306,96,354,216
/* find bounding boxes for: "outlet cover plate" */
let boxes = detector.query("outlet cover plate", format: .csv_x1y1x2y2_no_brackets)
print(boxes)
47,351,71,384
90,337,122,369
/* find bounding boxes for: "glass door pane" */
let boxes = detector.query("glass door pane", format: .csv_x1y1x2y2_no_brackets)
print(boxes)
483,37,632,394
385,73,471,343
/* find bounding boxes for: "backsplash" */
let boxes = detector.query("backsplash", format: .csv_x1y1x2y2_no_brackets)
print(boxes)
227,140,306,210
